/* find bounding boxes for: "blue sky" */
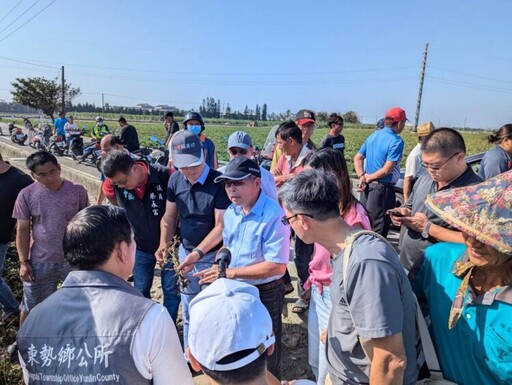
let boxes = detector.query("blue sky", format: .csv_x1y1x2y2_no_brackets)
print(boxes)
0,0,511,128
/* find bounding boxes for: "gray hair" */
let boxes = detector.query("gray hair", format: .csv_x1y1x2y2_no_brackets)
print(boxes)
278,169,340,221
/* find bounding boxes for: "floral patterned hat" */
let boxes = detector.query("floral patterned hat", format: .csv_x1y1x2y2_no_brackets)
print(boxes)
425,170,512,255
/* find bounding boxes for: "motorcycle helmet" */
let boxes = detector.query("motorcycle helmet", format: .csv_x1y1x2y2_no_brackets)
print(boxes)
95,116,103,122
182,111,205,131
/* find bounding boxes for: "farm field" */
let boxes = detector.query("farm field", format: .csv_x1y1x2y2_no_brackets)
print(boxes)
1,116,493,170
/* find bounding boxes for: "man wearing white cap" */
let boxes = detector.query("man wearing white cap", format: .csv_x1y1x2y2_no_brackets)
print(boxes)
219,130,277,200
187,278,314,385
155,130,231,353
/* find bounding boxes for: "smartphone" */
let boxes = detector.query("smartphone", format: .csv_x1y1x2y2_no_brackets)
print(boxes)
388,210,404,217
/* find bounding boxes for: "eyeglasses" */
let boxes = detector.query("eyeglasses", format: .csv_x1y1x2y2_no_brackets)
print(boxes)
281,213,314,226
421,152,460,171
229,148,248,156
111,167,133,187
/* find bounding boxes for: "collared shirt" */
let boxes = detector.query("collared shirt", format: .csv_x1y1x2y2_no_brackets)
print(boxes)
167,165,230,252
400,165,482,270
273,145,311,177
410,242,512,385
358,126,404,184
222,192,290,286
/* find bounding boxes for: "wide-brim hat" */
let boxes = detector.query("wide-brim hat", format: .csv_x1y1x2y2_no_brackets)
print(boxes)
414,121,435,137
425,170,512,255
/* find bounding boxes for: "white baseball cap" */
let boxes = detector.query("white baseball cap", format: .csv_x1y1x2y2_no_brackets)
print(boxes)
188,278,275,371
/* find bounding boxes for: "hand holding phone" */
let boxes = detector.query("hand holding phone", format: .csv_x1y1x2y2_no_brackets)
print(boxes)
387,210,404,217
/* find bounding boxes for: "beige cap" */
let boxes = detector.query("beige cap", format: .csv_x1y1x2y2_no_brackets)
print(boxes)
415,121,435,137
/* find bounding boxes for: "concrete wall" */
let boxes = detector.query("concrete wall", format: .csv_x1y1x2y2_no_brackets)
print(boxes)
0,140,101,201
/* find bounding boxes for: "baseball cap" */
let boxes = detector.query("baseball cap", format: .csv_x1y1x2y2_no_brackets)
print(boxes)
415,121,435,137
385,107,408,123
295,109,316,125
214,156,261,183
170,130,204,168
188,279,275,371
227,131,253,149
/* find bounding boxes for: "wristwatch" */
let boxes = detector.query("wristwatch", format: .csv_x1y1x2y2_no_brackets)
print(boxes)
422,221,433,239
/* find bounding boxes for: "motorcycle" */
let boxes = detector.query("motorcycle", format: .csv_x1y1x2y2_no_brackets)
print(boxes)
11,126,28,145
30,124,53,150
48,134,67,156
75,139,101,169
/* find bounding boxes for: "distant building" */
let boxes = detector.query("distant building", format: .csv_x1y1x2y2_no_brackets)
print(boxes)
134,103,154,112
154,104,174,112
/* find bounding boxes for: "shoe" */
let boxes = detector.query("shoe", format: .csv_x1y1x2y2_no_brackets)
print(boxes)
284,283,294,296
291,298,309,314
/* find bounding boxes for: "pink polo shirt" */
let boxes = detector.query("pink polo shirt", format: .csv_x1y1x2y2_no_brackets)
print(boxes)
304,202,371,293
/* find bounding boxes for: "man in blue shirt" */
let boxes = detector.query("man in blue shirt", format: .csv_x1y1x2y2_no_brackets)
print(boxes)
53,111,68,137
196,156,290,379
354,107,406,237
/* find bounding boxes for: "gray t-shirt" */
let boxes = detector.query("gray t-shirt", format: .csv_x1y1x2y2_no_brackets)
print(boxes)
327,234,419,385
400,166,482,270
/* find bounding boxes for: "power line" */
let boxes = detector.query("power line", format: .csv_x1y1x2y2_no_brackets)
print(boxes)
0,0,41,36
0,55,59,69
0,0,24,24
429,65,512,85
0,0,58,43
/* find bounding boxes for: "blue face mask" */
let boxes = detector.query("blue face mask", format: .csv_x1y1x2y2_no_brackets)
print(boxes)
187,125,202,135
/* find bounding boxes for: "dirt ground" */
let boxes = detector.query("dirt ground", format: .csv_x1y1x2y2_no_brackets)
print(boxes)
150,263,315,384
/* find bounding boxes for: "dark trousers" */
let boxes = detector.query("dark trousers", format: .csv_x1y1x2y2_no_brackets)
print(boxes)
294,236,313,289
360,182,396,238
258,282,285,380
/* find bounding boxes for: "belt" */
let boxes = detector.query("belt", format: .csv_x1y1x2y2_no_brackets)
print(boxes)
256,277,284,292
370,181,395,187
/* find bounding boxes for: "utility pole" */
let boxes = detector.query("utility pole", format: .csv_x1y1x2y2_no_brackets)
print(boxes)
413,43,429,132
61,66,65,113
102,93,105,114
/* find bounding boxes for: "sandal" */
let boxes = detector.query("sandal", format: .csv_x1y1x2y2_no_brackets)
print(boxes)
291,298,309,314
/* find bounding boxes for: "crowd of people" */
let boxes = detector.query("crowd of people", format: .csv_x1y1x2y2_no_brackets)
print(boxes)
0,106,511,385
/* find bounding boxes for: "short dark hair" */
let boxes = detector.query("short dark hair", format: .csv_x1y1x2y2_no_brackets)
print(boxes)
118,116,127,124
278,169,340,221
199,349,266,384
102,150,135,178
421,127,466,157
63,205,132,270
109,135,123,147
328,113,344,127
26,151,58,172
165,111,174,118
275,120,302,144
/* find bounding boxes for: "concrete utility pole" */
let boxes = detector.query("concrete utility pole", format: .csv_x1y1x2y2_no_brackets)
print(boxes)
61,66,65,113
102,93,105,114
413,43,429,132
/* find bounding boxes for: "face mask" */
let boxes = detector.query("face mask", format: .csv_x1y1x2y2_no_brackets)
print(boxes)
187,125,202,135
98,122,103,127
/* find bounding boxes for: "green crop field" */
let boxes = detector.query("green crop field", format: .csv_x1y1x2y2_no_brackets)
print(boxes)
1,116,493,171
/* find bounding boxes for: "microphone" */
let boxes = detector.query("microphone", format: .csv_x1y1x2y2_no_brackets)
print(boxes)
215,247,232,279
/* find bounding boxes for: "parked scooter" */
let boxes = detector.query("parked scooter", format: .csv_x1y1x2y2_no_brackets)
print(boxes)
30,124,53,150
48,134,67,156
11,126,27,145
76,139,101,169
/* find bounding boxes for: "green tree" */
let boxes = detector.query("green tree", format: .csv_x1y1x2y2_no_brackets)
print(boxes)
343,111,360,124
316,111,329,123
11,76,80,120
